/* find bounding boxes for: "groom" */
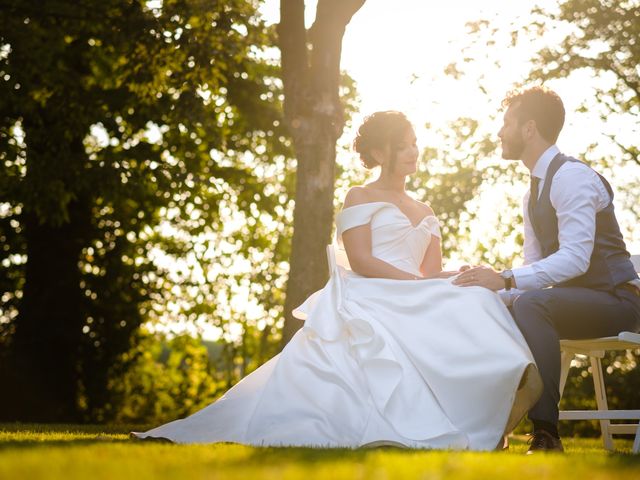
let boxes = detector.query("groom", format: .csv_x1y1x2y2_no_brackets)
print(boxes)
453,86,640,453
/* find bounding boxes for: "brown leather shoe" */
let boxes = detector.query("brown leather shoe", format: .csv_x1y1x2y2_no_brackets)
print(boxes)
526,430,564,454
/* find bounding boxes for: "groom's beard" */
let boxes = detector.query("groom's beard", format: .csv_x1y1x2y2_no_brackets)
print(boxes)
501,136,525,160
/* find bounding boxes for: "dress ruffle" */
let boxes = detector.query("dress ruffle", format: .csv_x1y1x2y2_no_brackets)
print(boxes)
294,244,464,444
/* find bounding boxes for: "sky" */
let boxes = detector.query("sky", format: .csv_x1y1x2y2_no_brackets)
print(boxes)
261,1,565,138
258,0,639,250
259,0,632,153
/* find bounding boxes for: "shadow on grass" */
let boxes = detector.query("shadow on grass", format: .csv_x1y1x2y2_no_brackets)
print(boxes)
1,424,639,467
0,423,152,434
130,435,640,467
0,423,146,451
0,437,132,451
234,445,429,463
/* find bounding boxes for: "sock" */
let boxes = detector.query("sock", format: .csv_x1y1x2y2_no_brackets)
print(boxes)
532,420,559,439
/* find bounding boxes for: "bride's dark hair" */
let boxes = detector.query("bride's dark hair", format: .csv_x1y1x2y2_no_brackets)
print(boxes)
353,111,413,169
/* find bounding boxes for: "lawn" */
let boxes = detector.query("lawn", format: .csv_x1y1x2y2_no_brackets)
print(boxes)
1,424,639,479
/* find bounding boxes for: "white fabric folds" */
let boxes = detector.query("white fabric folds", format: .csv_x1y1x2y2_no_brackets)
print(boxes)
133,202,540,450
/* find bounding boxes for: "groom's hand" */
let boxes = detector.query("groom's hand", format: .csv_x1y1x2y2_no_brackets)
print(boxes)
452,266,503,291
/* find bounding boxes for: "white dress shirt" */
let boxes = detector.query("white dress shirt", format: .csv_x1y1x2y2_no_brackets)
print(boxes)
511,145,612,291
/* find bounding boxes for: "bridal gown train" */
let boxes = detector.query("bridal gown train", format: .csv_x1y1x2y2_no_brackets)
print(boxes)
133,202,542,450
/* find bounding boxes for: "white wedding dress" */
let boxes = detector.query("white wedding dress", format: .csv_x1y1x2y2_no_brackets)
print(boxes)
133,202,541,450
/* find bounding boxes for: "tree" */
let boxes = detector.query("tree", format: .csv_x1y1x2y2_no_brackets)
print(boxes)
0,0,287,422
529,0,639,166
527,0,640,227
108,331,218,425
278,0,365,344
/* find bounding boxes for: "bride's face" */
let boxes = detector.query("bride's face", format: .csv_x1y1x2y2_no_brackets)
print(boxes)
389,128,419,175
498,104,525,160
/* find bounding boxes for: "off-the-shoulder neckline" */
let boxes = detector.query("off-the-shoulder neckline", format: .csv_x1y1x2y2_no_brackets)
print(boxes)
339,201,436,229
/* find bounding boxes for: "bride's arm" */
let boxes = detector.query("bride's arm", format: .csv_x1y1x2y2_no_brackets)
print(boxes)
419,227,457,279
412,202,455,279
341,188,420,280
342,223,422,280
420,235,443,278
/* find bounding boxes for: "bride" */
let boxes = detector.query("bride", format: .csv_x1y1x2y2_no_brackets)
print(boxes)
132,111,542,450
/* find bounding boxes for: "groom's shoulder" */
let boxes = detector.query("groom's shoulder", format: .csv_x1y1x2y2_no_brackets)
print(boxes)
554,155,611,195
555,154,597,176
557,153,585,165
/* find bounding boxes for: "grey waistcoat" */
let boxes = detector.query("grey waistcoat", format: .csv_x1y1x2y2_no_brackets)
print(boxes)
529,153,639,291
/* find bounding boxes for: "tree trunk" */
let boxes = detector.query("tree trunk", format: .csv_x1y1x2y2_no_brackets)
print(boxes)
2,117,90,422
278,0,365,344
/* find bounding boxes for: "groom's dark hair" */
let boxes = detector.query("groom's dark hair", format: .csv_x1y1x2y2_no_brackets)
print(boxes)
502,87,565,143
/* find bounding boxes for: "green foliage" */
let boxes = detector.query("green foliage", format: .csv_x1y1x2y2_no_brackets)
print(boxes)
105,332,218,425
0,0,292,421
527,0,640,233
529,0,639,165
433,1,640,266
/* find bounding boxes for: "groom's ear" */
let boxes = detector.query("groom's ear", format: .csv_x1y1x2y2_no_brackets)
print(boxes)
523,119,537,139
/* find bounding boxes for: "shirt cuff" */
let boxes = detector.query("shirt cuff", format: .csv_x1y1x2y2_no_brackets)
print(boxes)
498,288,526,307
512,265,539,290
497,289,513,306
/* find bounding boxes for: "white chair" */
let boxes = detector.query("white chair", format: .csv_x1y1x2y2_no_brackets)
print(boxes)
558,254,640,453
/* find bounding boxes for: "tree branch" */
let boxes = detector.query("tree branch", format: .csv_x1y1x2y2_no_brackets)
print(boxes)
278,0,309,120
606,133,640,167
307,0,365,135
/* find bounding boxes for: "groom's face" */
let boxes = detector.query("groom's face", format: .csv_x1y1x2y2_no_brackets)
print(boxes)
498,104,526,160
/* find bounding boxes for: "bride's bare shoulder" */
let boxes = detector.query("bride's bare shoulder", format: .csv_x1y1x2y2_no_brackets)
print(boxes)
342,186,375,209
414,199,436,217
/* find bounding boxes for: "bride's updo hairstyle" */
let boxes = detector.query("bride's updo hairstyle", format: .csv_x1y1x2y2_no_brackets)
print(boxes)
353,111,413,170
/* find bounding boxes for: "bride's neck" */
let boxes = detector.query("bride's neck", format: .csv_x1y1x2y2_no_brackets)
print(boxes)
374,171,406,192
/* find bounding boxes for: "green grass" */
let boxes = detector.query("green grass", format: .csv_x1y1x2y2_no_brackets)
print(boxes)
1,424,638,479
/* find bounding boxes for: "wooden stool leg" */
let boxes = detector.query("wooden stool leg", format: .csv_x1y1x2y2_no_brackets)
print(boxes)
591,356,614,450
